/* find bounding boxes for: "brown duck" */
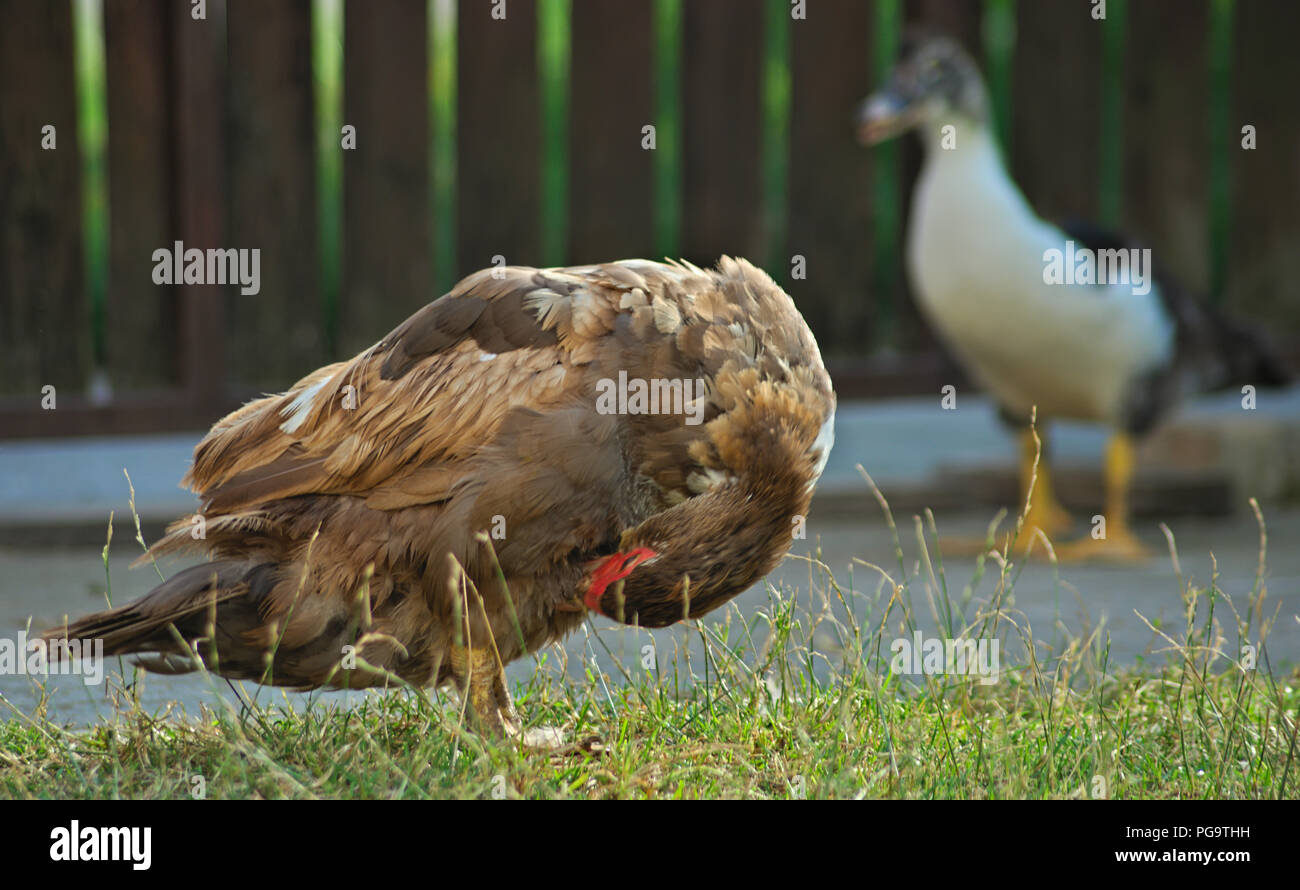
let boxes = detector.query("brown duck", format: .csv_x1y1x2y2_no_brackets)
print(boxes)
44,257,836,737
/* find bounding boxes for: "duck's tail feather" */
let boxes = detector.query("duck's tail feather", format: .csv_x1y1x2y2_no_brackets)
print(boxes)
1200,303,1293,393
40,560,275,661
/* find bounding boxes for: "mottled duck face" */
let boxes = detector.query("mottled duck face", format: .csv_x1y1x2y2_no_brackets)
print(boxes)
856,33,986,146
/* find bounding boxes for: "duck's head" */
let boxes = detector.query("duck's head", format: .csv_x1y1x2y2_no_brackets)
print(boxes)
856,32,988,146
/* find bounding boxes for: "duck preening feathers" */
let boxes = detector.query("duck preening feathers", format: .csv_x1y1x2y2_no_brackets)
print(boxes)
858,33,1291,561
42,257,836,736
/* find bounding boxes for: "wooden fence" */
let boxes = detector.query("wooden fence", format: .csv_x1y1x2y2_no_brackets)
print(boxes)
1,0,1298,438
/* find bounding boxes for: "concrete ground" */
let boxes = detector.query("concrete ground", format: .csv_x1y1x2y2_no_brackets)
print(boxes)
4,386,1300,538
4,506,1298,726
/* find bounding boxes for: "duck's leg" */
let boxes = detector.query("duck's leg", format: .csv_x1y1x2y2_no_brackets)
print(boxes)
941,426,1073,557
449,643,576,750
450,643,520,737
1017,426,1073,540
1054,432,1151,563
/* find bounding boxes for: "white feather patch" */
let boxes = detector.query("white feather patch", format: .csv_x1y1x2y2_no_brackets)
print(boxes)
807,412,835,492
652,296,682,333
280,378,328,434
687,468,735,494
619,287,649,309
523,288,568,329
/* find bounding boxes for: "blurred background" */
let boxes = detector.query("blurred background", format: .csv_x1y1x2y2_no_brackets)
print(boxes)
4,0,1299,425
1,0,1299,721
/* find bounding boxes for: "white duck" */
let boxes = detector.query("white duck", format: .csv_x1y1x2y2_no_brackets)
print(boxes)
858,33,1289,561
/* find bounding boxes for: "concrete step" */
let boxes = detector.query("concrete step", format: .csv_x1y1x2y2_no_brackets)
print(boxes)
3,386,1298,547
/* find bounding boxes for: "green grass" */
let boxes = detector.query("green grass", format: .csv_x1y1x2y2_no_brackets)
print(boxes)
1,478,1296,800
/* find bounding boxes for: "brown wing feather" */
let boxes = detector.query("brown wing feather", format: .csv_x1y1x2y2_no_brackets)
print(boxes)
166,262,710,525
182,269,594,516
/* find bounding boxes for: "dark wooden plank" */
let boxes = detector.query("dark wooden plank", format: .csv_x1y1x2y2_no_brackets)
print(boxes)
1227,0,1300,338
680,0,763,267
0,0,87,396
0,388,254,439
343,0,429,354
457,0,538,276
825,352,972,400
103,0,174,391
173,0,228,412
227,0,321,388
787,0,874,356
568,0,655,264
1010,0,1103,223
1123,0,1209,294
907,0,982,56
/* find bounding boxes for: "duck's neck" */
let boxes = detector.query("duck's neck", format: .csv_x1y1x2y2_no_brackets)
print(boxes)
915,115,1021,204
588,381,830,628
910,115,1048,262
915,110,995,154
